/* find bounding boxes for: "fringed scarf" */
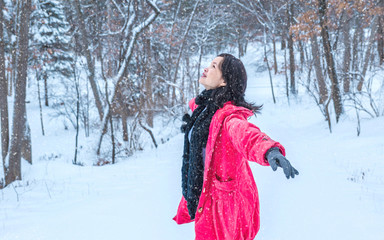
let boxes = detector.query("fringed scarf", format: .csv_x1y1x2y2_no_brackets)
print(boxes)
180,89,221,219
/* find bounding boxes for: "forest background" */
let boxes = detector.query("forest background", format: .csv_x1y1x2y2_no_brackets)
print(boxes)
0,0,383,195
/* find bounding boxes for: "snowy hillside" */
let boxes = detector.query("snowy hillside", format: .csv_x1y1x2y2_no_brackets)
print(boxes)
1,47,384,240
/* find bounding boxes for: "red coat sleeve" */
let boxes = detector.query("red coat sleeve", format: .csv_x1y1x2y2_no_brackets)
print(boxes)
173,196,194,224
224,114,285,166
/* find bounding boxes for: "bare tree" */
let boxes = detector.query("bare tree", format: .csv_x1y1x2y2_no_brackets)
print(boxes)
341,11,352,93
318,0,343,122
287,0,296,94
232,0,285,75
4,0,32,186
72,0,104,121
97,0,160,155
144,37,154,128
0,0,9,162
310,35,328,104
6,1,21,99
264,27,276,103
378,17,384,65
172,0,201,103
193,0,228,97
378,0,384,65
357,16,379,91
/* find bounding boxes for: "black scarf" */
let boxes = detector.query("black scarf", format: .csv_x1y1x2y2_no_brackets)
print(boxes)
180,89,220,219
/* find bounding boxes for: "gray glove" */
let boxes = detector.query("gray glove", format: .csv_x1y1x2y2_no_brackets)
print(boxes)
266,147,299,179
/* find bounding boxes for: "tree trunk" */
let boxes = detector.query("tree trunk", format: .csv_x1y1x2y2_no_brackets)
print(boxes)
342,13,351,93
351,19,362,83
197,45,203,96
9,0,21,98
5,0,32,186
172,0,201,102
378,17,384,65
36,73,45,136
310,35,328,104
264,27,276,103
72,0,104,121
0,0,9,161
287,2,296,94
109,116,116,164
237,27,244,58
145,38,154,128
281,37,286,50
122,113,128,142
284,46,290,102
43,73,49,106
273,35,278,74
21,118,32,164
139,120,157,148
299,40,305,70
318,0,343,122
357,16,378,91
378,1,384,65
10,46,16,96
166,0,181,106
97,0,160,155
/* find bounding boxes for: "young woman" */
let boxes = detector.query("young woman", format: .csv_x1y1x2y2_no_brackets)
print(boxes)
173,53,299,240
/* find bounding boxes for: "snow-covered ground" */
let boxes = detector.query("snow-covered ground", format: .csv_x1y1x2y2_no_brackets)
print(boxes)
1,47,384,240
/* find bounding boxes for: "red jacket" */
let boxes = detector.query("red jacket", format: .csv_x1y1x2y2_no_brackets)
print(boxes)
173,99,285,240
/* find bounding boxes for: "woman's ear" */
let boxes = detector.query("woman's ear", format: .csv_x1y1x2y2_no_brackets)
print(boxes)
219,78,227,87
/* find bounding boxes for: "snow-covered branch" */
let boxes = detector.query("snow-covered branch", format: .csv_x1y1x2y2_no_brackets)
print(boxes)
97,0,160,155
111,1,160,84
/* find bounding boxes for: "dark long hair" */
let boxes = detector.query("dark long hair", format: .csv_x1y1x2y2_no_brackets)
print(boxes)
211,53,262,114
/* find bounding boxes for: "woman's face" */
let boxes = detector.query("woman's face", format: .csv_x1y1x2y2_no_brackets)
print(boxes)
199,56,227,90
